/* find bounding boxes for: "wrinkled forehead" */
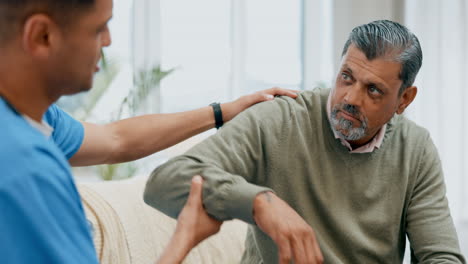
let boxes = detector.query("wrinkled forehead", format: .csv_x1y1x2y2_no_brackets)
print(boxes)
342,45,402,75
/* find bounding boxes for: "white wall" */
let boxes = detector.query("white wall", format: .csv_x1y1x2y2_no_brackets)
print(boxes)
404,0,468,254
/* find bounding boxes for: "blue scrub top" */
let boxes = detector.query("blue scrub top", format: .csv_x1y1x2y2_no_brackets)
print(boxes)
0,98,98,264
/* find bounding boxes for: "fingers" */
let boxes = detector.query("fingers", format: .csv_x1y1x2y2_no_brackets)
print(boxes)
291,236,308,264
277,233,323,264
253,193,323,263
187,175,203,206
237,87,300,110
252,87,299,104
253,87,298,104
310,234,324,263
277,236,293,264
243,93,273,107
304,233,324,263
289,228,324,264
266,87,299,98
262,94,275,101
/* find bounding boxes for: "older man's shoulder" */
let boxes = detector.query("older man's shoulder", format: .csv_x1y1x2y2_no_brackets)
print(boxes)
239,88,329,127
388,114,432,145
271,87,329,113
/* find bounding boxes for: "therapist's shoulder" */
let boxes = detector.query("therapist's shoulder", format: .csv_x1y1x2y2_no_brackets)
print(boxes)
43,104,74,128
0,128,97,263
1,113,44,151
1,117,67,182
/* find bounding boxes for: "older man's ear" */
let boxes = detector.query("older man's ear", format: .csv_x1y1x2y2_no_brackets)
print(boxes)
396,86,417,115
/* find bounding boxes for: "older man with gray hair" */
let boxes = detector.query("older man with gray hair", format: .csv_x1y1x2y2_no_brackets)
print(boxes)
144,20,465,263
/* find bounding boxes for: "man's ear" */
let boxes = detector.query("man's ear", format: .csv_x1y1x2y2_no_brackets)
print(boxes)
22,14,59,58
396,86,417,114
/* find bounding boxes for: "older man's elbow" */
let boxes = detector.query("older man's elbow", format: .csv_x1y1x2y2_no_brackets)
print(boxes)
143,175,157,207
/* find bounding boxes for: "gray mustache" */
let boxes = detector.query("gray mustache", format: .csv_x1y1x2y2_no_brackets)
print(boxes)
329,103,368,141
339,104,362,120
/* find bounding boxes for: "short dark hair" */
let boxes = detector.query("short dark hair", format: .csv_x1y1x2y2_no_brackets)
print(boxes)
341,20,423,95
0,0,95,43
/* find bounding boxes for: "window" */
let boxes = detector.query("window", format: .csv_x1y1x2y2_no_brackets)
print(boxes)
160,0,303,113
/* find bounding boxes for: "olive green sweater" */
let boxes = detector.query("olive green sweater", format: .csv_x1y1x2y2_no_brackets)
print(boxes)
144,88,465,263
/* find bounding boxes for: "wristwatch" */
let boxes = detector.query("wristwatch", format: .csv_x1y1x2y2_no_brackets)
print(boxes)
209,102,224,129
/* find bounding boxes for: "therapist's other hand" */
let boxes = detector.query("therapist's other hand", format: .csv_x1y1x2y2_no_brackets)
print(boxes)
156,175,222,264
175,175,222,249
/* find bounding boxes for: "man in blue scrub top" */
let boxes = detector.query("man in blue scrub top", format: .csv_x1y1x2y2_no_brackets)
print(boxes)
0,0,298,263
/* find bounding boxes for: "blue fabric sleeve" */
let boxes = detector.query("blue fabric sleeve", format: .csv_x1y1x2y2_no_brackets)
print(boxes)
44,105,84,159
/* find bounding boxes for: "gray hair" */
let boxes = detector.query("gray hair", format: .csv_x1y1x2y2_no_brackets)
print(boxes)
341,20,422,95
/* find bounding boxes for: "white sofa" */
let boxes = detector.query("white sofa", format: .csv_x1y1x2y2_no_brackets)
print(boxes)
78,177,248,264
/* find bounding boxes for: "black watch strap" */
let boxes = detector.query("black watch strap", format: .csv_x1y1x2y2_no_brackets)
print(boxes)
210,102,223,129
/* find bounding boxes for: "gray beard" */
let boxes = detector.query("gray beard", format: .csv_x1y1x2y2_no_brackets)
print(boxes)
329,108,368,141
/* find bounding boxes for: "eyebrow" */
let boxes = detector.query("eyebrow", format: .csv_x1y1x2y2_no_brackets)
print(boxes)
101,15,113,25
342,64,353,75
98,15,112,29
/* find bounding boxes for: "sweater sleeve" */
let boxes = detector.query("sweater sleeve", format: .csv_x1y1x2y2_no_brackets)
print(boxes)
144,98,292,225
406,135,465,263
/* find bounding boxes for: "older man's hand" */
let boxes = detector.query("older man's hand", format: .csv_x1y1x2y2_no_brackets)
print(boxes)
253,192,324,264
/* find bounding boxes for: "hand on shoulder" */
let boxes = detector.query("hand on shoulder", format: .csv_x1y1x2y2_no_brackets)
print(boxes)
222,87,299,122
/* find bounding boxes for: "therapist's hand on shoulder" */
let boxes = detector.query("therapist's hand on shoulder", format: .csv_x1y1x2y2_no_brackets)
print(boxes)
156,175,222,264
222,87,299,122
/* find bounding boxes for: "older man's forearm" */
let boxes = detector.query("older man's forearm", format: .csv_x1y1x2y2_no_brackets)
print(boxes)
143,156,272,224
144,98,282,224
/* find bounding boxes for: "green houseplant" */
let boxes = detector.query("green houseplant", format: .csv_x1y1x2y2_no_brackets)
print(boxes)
98,63,174,181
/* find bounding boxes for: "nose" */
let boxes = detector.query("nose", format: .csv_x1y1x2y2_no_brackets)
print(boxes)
102,28,112,47
343,83,363,107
